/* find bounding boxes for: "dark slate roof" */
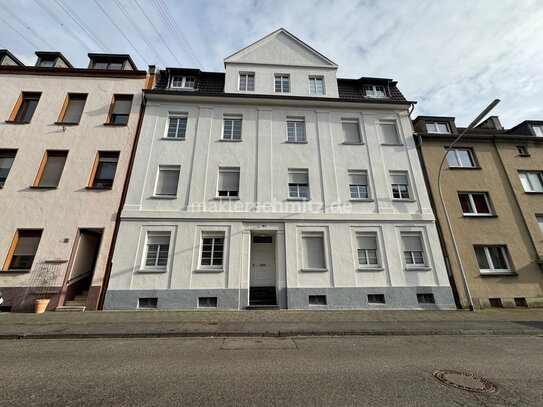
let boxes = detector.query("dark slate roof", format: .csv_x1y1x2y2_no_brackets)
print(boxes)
153,69,412,104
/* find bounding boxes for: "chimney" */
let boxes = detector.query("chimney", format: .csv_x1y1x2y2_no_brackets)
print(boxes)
145,65,157,89
477,116,503,130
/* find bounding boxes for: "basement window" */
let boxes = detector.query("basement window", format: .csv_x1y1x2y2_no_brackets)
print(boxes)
198,297,217,308
138,298,158,309
367,294,386,304
489,298,503,308
514,297,527,307
417,293,435,304
308,295,327,305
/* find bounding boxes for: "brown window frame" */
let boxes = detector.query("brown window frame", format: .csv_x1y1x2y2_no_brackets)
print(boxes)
106,94,133,125
8,92,42,123
32,150,68,188
2,229,43,272
87,151,120,189
57,93,87,124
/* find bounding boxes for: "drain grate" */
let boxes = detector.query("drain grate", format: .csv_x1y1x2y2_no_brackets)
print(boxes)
433,370,499,394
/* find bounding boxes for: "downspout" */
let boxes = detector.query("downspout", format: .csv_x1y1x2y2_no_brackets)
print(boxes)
97,66,155,309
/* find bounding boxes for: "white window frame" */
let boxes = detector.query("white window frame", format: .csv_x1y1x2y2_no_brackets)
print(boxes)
308,76,325,95
199,233,225,270
274,74,290,93
401,233,427,268
143,232,171,270
288,169,309,199
286,119,306,142
164,114,188,139
217,168,240,198
518,171,543,192
363,85,387,98
341,119,363,144
238,72,255,91
536,215,543,237
170,76,195,89
356,233,381,269
349,170,369,200
154,165,180,197
300,232,328,272
458,192,493,216
390,172,411,200
379,120,402,145
426,122,451,133
222,116,242,141
516,145,529,156
446,148,476,168
474,245,512,274
532,125,543,137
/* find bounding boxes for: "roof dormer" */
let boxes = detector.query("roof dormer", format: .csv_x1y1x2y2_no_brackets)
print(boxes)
223,28,339,98
0,49,24,66
35,51,73,68
88,53,137,70
413,116,458,135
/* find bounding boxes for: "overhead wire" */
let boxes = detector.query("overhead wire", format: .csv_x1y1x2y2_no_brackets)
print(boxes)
113,0,167,67
34,0,92,52
133,0,182,66
0,1,55,49
93,0,150,65
55,0,111,53
0,14,41,49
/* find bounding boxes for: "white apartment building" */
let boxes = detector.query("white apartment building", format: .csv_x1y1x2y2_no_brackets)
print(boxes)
0,51,148,311
104,29,455,310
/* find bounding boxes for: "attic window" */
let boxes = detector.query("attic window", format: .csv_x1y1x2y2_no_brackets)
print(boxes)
364,85,387,98
533,125,543,137
171,76,195,89
426,122,451,134
38,58,56,67
91,61,123,70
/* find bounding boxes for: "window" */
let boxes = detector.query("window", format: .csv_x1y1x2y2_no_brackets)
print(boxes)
10,92,41,123
274,74,290,93
446,148,476,168
532,125,543,137
308,295,327,305
308,76,324,95
38,58,55,67
200,234,224,268
380,122,400,144
0,149,16,187
357,233,379,267
458,192,492,215
91,61,123,70
537,215,543,237
474,246,511,273
286,119,305,142
302,234,326,270
288,170,309,199
417,293,435,304
518,171,543,192
58,93,87,124
239,73,254,91
138,298,158,309
222,116,242,140
363,85,386,98
171,76,195,89
89,151,119,188
4,230,42,271
349,171,369,199
144,233,170,268
390,172,410,199
108,95,133,125
426,122,450,133
218,168,240,197
342,119,362,143
166,115,187,139
516,145,529,156
198,297,218,308
367,294,385,304
401,233,425,266
34,151,68,188
155,166,180,197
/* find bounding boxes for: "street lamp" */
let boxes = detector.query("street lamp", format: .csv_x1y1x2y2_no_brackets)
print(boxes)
437,99,500,311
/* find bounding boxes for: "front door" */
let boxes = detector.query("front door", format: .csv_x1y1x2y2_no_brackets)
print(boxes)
250,235,275,287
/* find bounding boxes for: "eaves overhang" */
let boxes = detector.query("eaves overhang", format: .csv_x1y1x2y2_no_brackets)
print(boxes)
416,132,543,143
0,65,147,78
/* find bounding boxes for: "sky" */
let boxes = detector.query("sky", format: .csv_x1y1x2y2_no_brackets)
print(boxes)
1,0,542,128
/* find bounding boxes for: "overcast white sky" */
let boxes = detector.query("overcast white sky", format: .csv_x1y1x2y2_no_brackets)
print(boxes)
1,0,542,127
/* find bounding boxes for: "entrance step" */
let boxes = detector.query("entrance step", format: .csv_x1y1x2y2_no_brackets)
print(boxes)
249,286,277,307
246,305,280,310
55,306,85,312
64,300,87,307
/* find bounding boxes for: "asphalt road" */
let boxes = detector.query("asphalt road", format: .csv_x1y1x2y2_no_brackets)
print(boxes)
1,336,542,406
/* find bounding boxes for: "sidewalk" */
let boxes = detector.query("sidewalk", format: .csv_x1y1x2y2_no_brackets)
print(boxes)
1,309,542,339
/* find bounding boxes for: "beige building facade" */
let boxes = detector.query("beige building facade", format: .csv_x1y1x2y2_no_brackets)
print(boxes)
415,116,543,308
0,50,149,311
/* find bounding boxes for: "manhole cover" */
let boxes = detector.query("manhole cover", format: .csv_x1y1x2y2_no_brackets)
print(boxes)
433,370,499,394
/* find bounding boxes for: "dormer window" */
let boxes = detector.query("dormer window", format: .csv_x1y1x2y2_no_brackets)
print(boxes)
426,122,451,134
364,85,386,98
533,125,543,137
38,59,55,67
171,76,195,89
91,61,123,70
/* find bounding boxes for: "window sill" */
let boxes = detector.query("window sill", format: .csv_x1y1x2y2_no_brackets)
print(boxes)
463,214,497,218
29,185,58,190
405,266,432,271
518,154,531,157
392,199,416,202
480,271,518,276
300,268,328,272
350,198,374,202
4,120,30,124
285,141,308,144
524,191,543,195
85,186,113,190
381,143,403,146
357,267,384,272
287,197,310,201
219,139,243,142
135,268,167,274
103,122,128,127
160,137,185,141
151,195,177,199
2,269,31,273
195,268,224,273
342,142,364,145
54,121,79,126
214,196,240,200
448,166,482,170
